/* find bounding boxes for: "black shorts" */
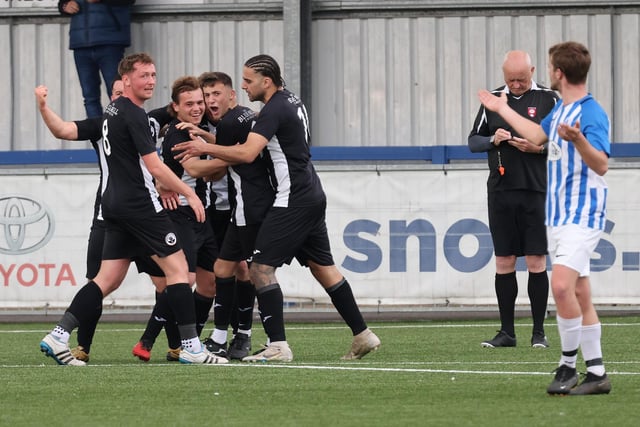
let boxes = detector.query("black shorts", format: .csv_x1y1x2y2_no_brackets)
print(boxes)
133,255,164,277
90,218,166,278
168,209,218,272
219,223,261,263
487,190,547,257
85,218,106,279
102,211,182,260
208,207,231,249
253,202,334,268
135,209,219,277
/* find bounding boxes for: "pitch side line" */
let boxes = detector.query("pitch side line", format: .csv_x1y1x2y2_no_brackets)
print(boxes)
3,362,640,376
3,322,640,334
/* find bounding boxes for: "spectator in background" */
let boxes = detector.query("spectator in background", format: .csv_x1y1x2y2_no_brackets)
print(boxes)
58,0,134,118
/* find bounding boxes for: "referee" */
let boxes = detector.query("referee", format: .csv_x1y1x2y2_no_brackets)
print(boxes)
468,50,559,348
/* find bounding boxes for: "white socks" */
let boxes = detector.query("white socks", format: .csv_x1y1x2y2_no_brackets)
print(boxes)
51,326,70,344
557,316,606,375
182,337,203,353
557,315,582,368
581,323,605,376
212,328,228,345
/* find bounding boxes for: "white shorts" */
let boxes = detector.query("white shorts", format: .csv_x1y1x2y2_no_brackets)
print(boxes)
547,223,602,277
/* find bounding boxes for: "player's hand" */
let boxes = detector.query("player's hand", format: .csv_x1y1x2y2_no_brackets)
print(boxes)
160,191,179,211
185,192,206,223
557,120,582,143
34,85,48,109
508,136,539,153
175,122,204,136
172,138,208,161
175,122,216,144
478,90,508,113
156,180,179,210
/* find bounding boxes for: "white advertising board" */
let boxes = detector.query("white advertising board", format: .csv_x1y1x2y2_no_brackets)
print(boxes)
1,166,639,309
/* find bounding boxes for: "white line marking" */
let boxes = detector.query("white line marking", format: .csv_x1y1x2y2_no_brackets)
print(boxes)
2,362,640,376
4,322,640,334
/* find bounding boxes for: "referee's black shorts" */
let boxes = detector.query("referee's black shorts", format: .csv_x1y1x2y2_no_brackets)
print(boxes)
487,189,547,257
252,201,335,268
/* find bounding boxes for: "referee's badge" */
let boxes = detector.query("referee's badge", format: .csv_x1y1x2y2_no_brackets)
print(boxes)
165,232,177,246
527,107,537,118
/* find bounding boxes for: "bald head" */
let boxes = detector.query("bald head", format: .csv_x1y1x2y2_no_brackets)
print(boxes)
502,50,534,96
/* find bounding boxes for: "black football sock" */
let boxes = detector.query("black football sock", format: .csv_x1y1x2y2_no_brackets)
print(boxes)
256,284,286,342
164,313,181,350
139,291,170,346
528,270,549,333
165,283,199,350
193,289,215,337
229,280,239,335
326,279,367,336
212,276,235,332
62,280,103,335
495,272,517,337
236,279,255,332
76,283,103,353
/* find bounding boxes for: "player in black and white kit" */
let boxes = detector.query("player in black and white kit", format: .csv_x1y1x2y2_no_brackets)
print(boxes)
174,55,381,362
131,76,220,362
178,71,267,360
198,72,252,342
34,80,172,362
469,50,559,349
39,53,226,365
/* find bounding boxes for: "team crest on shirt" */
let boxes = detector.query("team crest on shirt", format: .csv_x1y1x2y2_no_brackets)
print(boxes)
527,107,537,118
165,232,177,246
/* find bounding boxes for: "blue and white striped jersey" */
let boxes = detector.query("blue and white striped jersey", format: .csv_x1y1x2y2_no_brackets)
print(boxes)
540,94,610,230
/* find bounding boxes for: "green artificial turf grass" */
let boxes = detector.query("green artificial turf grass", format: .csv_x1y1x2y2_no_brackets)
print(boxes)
1,318,638,427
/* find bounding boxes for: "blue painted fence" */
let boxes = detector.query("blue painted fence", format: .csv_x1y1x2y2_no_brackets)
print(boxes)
1,144,640,165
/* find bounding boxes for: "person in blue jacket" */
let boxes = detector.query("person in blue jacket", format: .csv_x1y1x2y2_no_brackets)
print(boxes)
58,0,134,118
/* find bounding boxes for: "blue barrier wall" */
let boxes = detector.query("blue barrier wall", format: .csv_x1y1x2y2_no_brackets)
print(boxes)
2,144,640,165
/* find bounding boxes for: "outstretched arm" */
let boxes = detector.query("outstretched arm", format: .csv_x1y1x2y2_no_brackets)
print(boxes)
173,132,267,164
182,157,228,180
478,90,548,146
35,85,79,140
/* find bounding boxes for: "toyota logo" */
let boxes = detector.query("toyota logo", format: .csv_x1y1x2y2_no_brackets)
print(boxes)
0,196,55,255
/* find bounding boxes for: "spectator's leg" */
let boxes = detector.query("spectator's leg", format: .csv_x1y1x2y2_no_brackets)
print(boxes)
97,45,126,99
73,47,103,118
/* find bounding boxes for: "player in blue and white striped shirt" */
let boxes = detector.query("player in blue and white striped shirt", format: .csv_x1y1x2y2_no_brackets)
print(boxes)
478,41,611,396
542,94,610,230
